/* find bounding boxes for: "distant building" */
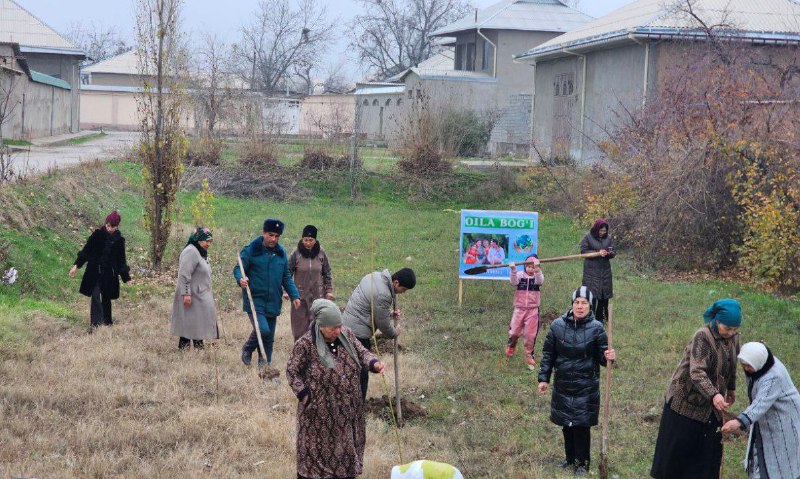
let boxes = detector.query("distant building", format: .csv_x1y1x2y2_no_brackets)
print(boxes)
516,0,800,162
355,0,592,156
0,0,85,139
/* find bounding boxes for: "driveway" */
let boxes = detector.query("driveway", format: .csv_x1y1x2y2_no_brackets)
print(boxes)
9,131,140,175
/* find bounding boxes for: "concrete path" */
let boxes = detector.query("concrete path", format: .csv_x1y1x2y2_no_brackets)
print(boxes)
459,159,534,170
9,131,140,175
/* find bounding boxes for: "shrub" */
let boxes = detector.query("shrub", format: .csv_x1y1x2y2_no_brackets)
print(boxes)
184,136,221,166
240,135,278,167
441,110,493,157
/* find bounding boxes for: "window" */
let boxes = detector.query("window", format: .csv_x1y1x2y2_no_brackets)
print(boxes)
554,73,576,97
385,99,392,107
397,98,403,106
407,90,413,99
482,41,492,70
455,44,464,70
465,42,476,71
372,99,379,106
362,99,369,106
416,89,422,99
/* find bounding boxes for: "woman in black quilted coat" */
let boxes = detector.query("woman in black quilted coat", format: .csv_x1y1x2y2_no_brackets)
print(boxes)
537,286,616,476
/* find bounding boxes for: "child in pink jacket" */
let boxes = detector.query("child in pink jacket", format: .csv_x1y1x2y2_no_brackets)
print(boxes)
505,254,543,370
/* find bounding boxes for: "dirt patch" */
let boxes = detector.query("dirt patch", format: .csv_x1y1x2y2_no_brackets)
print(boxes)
540,309,560,326
364,395,427,423
183,165,309,202
373,336,405,355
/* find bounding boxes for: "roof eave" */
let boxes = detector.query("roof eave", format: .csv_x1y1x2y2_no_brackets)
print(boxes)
18,45,87,59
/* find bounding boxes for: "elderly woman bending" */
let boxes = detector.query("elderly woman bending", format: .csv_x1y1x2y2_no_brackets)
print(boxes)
651,299,742,479
721,342,800,479
287,299,385,479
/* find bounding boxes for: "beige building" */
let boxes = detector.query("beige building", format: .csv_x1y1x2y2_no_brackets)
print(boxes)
0,0,85,139
299,93,356,137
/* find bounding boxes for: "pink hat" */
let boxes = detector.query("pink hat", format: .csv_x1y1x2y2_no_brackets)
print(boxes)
105,211,121,226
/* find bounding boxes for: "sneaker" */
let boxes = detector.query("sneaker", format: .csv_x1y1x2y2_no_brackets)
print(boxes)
505,344,516,358
241,350,252,366
557,459,575,470
526,355,537,370
574,465,588,477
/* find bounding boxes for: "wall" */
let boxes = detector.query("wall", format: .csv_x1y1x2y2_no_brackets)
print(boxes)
299,94,356,137
1,46,74,140
23,51,82,133
354,92,405,141
87,72,147,88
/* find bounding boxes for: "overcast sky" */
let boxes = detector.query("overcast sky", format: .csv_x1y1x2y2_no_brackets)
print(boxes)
21,0,636,79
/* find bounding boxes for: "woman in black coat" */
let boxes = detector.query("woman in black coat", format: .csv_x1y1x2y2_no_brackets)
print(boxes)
537,286,616,476
69,211,131,332
580,218,615,322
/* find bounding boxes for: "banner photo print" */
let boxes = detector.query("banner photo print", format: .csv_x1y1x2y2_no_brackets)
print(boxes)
459,209,538,280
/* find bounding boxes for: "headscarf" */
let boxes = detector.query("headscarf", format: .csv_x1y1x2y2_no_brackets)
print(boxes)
188,226,213,243
105,210,121,226
187,226,212,258
739,342,776,399
590,218,608,238
312,299,358,369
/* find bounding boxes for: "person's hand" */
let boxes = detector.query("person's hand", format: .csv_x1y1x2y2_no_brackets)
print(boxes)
605,348,616,361
183,295,191,307
373,361,385,374
538,382,549,394
394,326,402,336
509,261,516,270
282,292,289,300
721,419,742,434
600,249,609,257
69,265,77,277
712,393,730,412
124,279,133,286
391,310,401,320
293,299,301,309
726,390,735,405
325,292,334,300
238,276,249,288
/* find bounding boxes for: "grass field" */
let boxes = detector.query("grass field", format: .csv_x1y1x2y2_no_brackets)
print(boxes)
0,160,798,478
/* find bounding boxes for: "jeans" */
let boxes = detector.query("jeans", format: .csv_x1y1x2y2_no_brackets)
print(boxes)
90,283,112,328
242,312,277,363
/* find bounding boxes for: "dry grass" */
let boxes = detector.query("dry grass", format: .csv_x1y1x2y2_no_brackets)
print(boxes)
0,295,456,478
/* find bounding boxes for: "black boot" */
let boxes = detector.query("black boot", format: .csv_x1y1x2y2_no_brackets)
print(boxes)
241,349,252,366
574,461,589,477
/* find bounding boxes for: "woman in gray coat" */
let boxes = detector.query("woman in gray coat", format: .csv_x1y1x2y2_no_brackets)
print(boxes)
722,342,800,479
170,226,218,349
287,225,333,342
580,218,615,322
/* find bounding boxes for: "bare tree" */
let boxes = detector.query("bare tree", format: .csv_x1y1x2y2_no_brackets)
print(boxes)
191,32,235,137
234,0,335,93
0,67,22,182
64,22,133,65
135,0,187,268
350,0,471,79
321,61,351,93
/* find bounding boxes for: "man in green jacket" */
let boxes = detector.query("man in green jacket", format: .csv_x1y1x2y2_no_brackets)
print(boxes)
234,218,301,367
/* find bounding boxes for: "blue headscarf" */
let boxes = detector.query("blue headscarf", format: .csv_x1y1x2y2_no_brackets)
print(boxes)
703,299,742,333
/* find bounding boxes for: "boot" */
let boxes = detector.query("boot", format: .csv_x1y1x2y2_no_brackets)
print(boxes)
557,459,575,470
505,337,517,358
241,349,252,366
574,461,589,477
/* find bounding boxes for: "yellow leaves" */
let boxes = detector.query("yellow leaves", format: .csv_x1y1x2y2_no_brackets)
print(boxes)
191,178,216,231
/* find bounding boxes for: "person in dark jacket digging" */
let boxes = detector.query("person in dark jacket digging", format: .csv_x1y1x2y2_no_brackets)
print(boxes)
234,218,301,369
580,218,615,322
537,286,616,476
69,210,131,333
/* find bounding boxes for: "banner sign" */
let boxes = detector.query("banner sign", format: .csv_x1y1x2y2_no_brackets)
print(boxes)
459,209,538,280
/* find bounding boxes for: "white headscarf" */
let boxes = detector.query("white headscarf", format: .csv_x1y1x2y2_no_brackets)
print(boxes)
738,342,769,371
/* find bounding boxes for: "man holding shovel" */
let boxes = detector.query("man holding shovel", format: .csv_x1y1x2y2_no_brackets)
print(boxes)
234,218,301,369
342,267,415,400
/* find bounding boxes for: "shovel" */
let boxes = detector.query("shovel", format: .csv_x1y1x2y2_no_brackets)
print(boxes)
599,303,614,479
463,252,602,275
237,254,280,382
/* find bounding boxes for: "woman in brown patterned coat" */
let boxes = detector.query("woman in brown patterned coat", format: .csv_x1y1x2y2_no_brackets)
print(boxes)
651,299,742,479
287,299,385,479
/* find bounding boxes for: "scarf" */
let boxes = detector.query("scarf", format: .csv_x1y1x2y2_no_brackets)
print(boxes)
311,299,359,369
297,239,321,259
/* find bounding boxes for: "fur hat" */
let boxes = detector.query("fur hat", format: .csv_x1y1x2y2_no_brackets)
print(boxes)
302,225,318,239
263,218,285,234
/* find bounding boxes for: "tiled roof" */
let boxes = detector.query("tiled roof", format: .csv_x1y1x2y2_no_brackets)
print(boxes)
517,0,800,60
432,0,593,36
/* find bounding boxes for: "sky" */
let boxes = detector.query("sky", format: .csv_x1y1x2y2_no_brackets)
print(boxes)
20,0,636,79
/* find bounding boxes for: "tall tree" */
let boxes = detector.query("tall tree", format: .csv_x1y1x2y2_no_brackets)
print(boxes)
350,0,471,79
135,0,187,268
235,0,335,93
63,22,133,65
191,32,235,137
